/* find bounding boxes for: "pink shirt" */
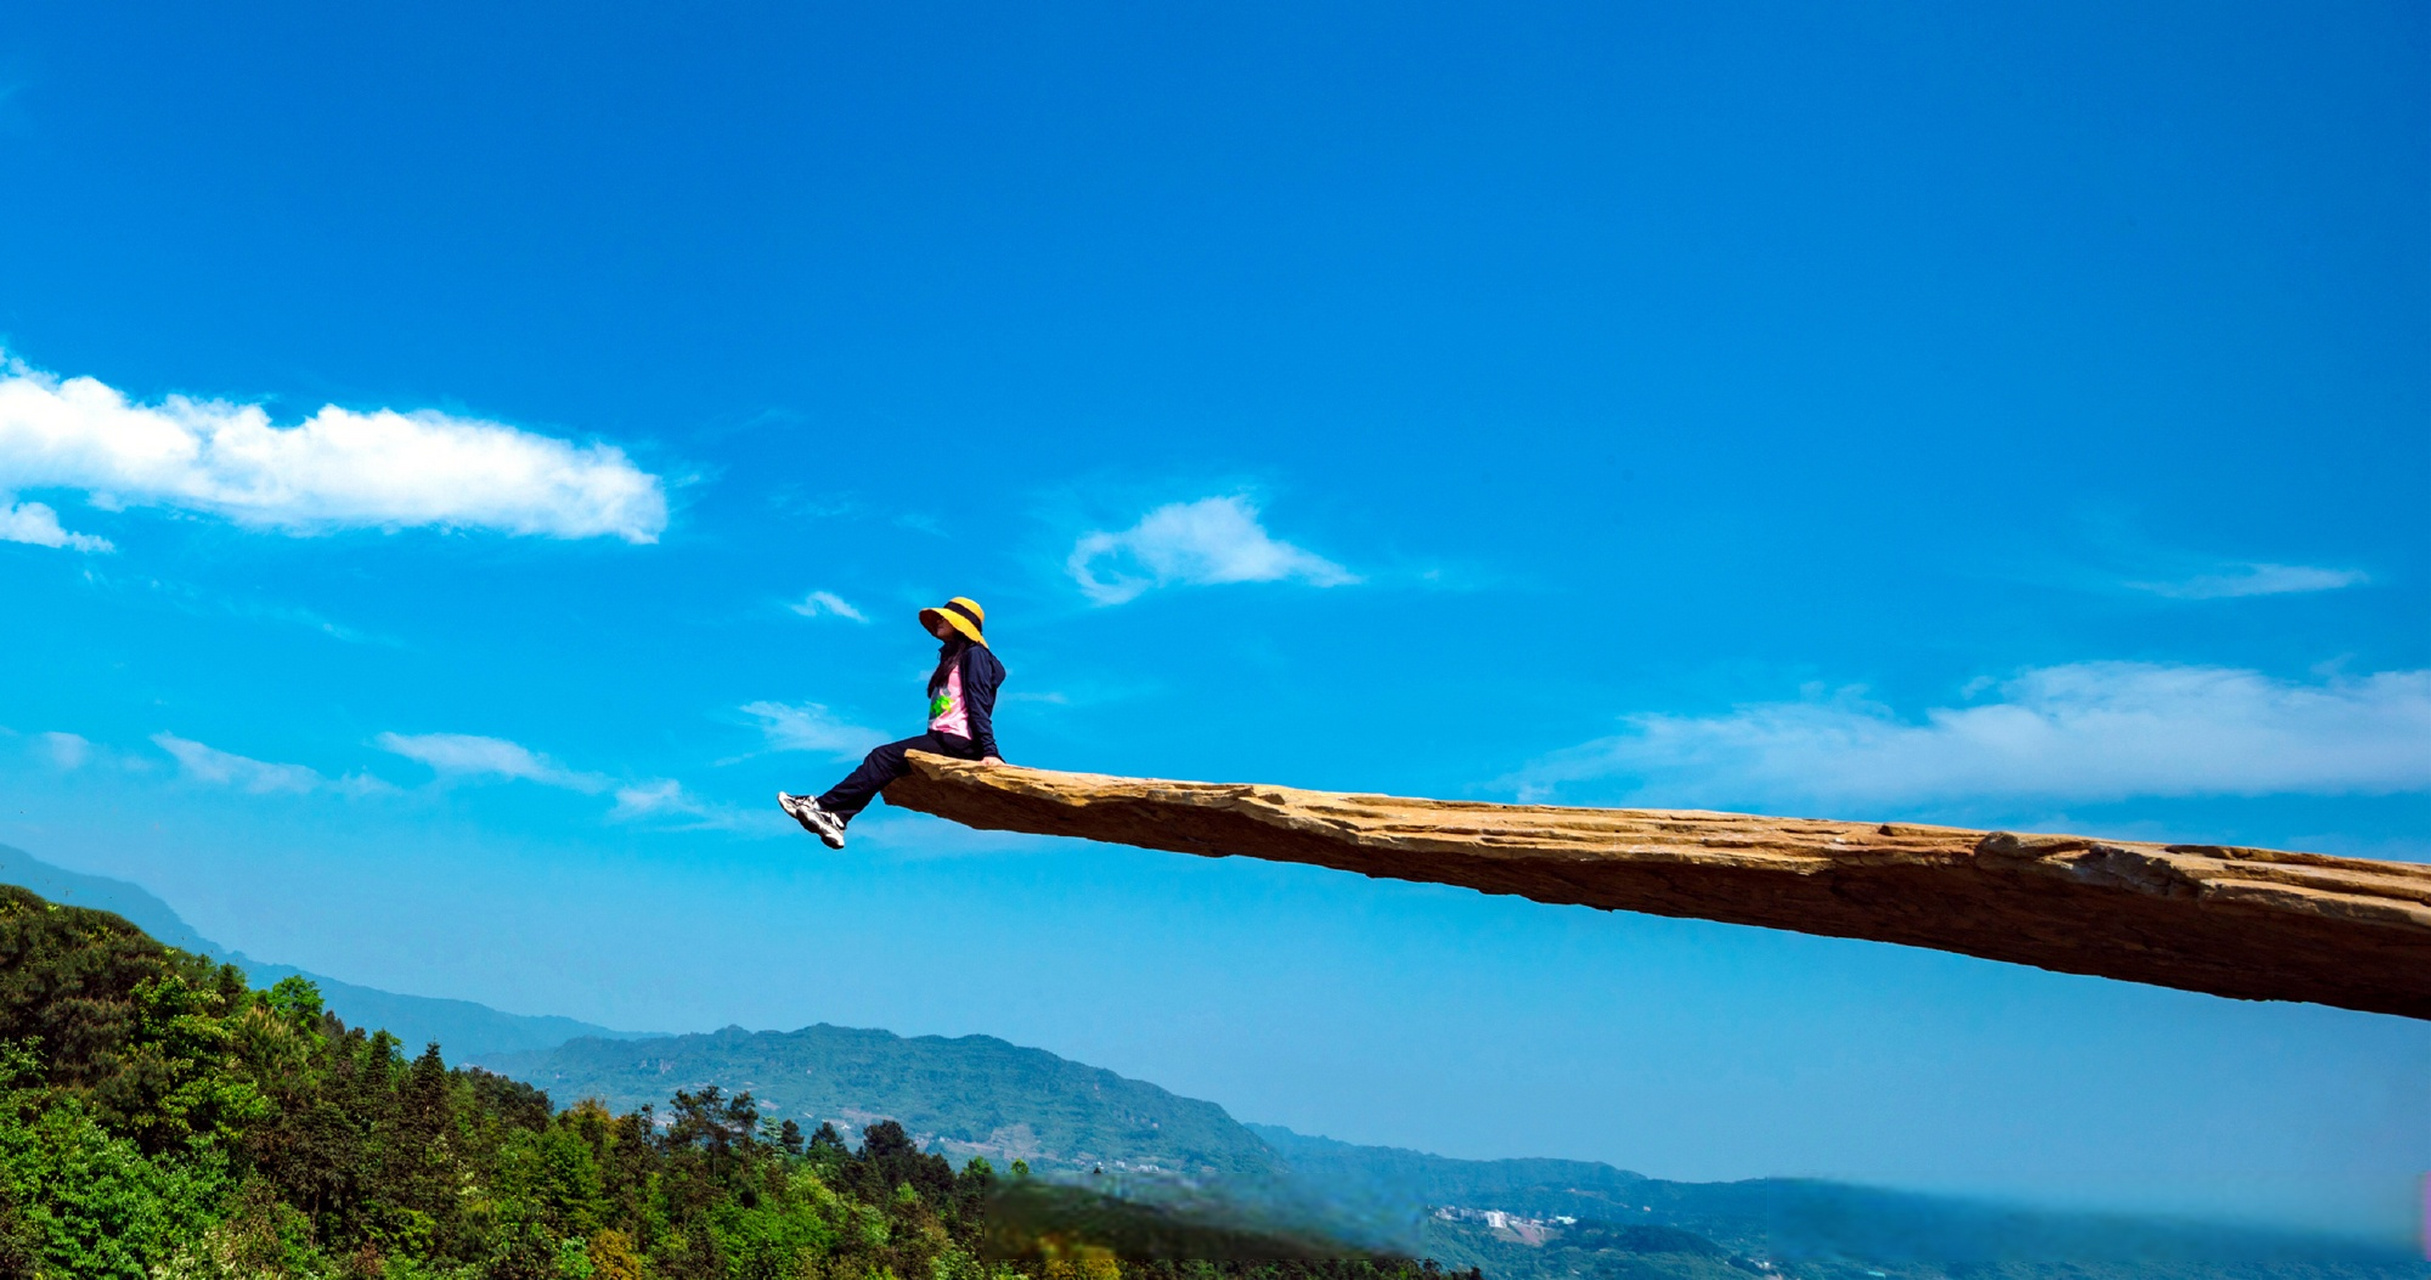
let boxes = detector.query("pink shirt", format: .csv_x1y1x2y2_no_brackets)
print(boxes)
928,663,970,738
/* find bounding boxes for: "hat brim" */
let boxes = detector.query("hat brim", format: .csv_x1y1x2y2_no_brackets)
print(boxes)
919,607,987,647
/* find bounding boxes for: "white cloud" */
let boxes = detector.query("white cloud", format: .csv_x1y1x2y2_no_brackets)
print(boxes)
1067,495,1356,606
741,701,885,759
0,359,666,542
375,730,762,829
787,590,868,622
21,730,157,776
38,732,91,768
2126,563,2367,599
0,495,110,552
1510,662,2431,809
374,731,609,791
610,778,693,818
151,732,370,795
606,778,771,832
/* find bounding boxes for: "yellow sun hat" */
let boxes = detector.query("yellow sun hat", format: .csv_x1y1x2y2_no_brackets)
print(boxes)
918,597,988,647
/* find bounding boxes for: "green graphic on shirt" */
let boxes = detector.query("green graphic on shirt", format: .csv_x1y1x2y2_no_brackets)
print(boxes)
931,692,954,719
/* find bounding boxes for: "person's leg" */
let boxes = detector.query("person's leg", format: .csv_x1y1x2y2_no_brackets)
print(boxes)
929,731,982,761
815,734,940,820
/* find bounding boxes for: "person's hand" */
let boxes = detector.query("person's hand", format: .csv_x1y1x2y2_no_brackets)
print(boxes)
982,755,1004,766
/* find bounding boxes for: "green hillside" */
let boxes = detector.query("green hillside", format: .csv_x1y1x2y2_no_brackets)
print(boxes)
477,1026,1286,1189
0,883,1424,1279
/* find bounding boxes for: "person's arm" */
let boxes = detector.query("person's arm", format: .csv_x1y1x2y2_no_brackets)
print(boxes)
963,648,1003,761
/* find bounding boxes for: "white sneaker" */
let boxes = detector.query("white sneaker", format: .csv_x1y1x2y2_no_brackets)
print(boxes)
778,792,847,849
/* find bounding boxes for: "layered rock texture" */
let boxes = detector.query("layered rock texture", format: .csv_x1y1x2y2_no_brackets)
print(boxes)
884,756,2431,1019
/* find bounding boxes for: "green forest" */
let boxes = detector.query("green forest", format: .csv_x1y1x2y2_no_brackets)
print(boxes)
0,884,1459,1280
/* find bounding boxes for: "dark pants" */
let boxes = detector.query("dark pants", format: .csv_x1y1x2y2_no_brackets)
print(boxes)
816,732,981,820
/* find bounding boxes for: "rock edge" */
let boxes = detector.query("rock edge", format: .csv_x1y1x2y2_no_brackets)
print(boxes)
883,755,2431,1019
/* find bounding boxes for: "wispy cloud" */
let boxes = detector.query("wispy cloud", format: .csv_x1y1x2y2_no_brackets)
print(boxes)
2124,563,2369,600
607,778,777,833
0,495,110,552
153,732,391,796
374,729,763,830
740,701,885,759
787,590,868,622
74,563,400,646
1067,495,1356,606
2047,512,2369,601
374,731,610,791
39,732,92,768
1508,662,2431,809
609,778,694,818
21,730,153,776
0,357,666,542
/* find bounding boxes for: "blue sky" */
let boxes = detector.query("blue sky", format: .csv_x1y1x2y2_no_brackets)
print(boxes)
3,0,2427,1244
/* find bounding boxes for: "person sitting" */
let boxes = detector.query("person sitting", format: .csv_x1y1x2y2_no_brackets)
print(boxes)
779,596,1004,848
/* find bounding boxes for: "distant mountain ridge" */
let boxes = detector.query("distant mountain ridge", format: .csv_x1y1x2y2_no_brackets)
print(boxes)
1246,1123,1653,1239
477,1024,2422,1275
1247,1126,2419,1275
0,843,659,1058
473,1024,1285,1187
5,843,2416,1275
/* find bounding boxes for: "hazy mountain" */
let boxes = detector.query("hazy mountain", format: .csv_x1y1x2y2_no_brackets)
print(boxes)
1248,1123,1651,1241
6,843,2414,1275
473,1028,1653,1246
1251,1125,2421,1277
476,1026,2422,1276
230,958,658,1059
0,842,227,955
474,1023,1287,1188
1407,1208,2420,1280
0,842,658,1059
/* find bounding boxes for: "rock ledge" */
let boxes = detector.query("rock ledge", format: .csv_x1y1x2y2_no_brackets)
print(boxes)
884,756,2431,1019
